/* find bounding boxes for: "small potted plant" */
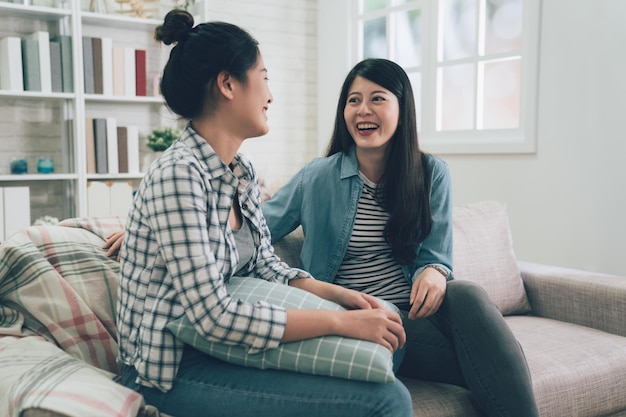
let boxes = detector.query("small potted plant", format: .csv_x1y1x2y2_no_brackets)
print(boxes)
147,127,179,152
143,127,179,171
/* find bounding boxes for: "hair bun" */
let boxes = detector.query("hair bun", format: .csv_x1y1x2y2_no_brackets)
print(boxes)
154,9,194,45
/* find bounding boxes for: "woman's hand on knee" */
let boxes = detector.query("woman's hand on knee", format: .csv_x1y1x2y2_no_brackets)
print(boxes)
338,309,406,353
408,269,447,320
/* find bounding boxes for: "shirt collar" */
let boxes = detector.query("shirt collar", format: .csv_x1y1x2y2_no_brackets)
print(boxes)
339,145,360,179
180,123,250,183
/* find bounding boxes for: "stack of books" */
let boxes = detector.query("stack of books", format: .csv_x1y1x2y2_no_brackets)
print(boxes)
85,117,140,175
82,36,147,97
0,31,73,93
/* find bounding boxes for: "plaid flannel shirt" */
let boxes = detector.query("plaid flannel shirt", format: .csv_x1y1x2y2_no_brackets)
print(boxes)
117,125,309,392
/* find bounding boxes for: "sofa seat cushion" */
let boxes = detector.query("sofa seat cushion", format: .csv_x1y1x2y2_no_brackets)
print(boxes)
506,315,626,417
453,201,531,315
397,378,480,417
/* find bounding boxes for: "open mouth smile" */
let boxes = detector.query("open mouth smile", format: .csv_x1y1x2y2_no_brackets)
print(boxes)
357,123,379,131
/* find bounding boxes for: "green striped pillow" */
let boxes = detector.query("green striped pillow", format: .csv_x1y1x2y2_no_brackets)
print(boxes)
166,277,396,383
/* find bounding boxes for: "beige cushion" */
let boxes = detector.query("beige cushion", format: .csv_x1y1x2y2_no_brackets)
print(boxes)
452,201,530,315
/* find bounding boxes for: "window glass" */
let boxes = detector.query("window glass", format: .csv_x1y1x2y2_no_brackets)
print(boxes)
393,8,422,67
481,58,520,129
362,0,389,13
351,0,538,152
363,17,388,58
438,63,475,131
440,0,478,61
485,0,523,54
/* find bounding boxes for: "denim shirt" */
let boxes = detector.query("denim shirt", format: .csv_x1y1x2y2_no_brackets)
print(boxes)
263,145,454,286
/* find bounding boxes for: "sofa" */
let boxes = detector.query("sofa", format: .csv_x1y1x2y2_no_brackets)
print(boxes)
1,200,625,417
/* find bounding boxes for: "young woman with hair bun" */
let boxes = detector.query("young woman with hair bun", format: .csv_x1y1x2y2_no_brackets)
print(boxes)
113,10,412,417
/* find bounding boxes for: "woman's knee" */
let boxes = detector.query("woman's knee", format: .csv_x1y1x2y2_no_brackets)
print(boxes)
378,380,413,417
444,280,495,312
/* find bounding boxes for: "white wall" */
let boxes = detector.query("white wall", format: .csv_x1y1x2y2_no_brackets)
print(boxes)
316,0,626,276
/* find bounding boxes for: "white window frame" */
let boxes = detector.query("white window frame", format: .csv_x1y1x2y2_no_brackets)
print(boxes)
350,0,542,154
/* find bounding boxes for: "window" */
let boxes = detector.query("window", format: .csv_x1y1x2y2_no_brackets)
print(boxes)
353,0,541,154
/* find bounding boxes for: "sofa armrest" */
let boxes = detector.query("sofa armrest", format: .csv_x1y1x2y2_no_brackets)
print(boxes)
519,261,626,337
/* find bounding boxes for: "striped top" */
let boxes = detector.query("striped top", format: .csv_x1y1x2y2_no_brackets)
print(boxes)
335,173,412,306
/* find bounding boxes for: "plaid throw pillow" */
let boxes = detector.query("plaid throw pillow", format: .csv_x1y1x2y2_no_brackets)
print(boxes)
166,277,396,383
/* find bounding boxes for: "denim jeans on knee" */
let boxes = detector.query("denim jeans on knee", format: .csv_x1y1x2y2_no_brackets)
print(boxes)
398,280,539,417
122,346,413,417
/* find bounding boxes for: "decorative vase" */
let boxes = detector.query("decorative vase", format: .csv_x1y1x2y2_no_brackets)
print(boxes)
37,157,55,173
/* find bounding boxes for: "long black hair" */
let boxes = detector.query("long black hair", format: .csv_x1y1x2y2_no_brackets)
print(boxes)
155,10,260,119
326,58,432,264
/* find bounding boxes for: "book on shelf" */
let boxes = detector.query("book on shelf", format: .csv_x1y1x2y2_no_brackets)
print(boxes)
101,37,113,96
51,35,72,93
93,118,108,174
106,117,119,174
26,31,52,93
116,125,140,174
21,38,41,91
82,36,95,94
0,36,23,91
135,49,147,96
91,37,103,95
112,45,125,96
3,186,31,242
126,125,140,173
85,117,97,174
49,38,63,93
124,46,136,97
117,126,129,173
90,118,140,175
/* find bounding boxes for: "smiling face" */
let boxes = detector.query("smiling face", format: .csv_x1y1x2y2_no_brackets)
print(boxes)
233,53,273,139
343,76,400,154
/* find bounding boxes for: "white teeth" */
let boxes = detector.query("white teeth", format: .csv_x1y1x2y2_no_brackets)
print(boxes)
357,123,378,130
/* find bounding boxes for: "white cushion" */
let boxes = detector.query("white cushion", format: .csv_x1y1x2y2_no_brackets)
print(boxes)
452,201,530,315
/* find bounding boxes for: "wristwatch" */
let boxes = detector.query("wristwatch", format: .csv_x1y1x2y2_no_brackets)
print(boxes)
426,264,449,279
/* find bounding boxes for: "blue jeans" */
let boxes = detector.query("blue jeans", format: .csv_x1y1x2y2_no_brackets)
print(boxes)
397,280,539,417
122,346,412,417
